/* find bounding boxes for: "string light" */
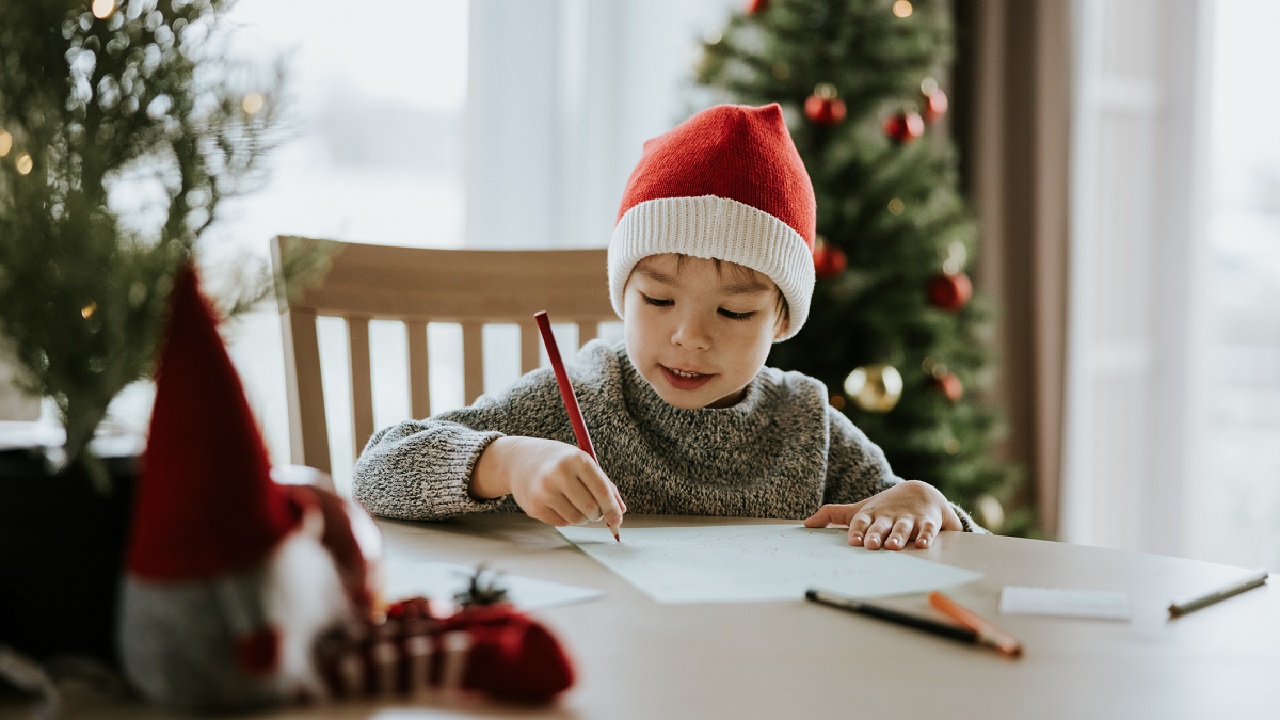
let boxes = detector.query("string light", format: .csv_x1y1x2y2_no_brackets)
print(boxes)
15,154,33,175
893,1,913,18
92,0,115,19
0,130,11,157
241,92,265,115
81,302,97,319
887,197,905,214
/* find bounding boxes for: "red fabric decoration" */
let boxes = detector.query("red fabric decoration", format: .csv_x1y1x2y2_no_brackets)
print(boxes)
450,605,575,704
747,0,769,13
234,627,281,677
927,271,973,311
615,103,815,249
319,599,576,704
126,263,302,580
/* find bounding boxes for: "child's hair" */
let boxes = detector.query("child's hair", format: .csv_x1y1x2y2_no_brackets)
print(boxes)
606,104,816,340
641,253,791,334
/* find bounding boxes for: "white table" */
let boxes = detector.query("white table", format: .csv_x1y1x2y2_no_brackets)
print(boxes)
42,514,1280,719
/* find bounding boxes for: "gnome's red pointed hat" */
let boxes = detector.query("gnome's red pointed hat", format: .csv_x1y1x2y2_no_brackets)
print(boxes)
126,263,303,580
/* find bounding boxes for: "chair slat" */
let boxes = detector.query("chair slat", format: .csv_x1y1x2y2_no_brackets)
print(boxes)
520,320,541,374
272,237,615,486
462,321,484,404
346,317,374,457
405,320,430,419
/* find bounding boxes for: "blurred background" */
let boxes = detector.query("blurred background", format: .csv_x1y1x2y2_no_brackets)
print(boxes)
2,0,1275,571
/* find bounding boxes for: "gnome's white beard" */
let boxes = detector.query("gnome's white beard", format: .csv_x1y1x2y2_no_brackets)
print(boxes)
264,506,355,698
119,506,356,711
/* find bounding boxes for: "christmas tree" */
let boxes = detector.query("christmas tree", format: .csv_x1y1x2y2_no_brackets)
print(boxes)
695,0,1032,534
0,0,308,480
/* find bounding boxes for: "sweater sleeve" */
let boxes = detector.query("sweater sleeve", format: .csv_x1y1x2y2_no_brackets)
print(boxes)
822,405,899,505
351,368,562,521
822,406,985,533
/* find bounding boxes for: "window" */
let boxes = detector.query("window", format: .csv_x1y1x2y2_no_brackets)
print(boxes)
1186,0,1280,570
98,1,739,492
1068,0,1279,568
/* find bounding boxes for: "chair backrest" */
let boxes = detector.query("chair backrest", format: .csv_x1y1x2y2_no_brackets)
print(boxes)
271,236,614,474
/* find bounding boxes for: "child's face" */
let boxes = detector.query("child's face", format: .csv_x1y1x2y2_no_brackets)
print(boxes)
623,254,787,409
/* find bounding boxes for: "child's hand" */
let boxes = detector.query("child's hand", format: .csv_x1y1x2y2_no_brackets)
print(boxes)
802,480,961,550
473,436,626,528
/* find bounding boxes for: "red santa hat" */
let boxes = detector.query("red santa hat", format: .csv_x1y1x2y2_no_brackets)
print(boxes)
126,263,303,580
608,103,817,339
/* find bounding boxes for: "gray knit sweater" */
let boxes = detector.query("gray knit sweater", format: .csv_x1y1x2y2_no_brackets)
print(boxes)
353,340,976,530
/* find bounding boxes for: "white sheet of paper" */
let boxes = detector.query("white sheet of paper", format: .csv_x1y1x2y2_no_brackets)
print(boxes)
557,524,981,603
999,586,1132,620
383,559,604,610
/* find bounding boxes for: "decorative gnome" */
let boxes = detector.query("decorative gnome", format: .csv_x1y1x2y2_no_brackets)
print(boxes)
118,263,575,711
117,263,382,711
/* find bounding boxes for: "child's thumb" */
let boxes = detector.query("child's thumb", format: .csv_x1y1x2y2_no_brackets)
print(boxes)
803,503,859,528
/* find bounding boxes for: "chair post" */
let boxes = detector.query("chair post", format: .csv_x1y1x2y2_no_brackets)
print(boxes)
280,306,332,474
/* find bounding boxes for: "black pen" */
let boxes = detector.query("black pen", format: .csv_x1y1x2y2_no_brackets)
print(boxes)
805,589,977,645
1168,568,1269,618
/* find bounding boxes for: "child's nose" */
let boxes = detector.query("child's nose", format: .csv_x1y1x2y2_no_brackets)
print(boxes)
671,312,711,351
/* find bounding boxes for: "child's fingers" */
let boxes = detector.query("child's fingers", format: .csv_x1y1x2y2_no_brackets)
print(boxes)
560,476,605,523
883,516,915,550
846,511,874,546
527,503,571,527
914,518,939,548
576,457,625,526
544,492,588,526
862,515,896,550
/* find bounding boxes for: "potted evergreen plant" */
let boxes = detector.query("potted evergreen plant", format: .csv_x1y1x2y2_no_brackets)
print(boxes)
0,0,317,664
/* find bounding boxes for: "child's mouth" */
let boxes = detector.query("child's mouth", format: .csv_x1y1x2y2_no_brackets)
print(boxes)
660,365,714,391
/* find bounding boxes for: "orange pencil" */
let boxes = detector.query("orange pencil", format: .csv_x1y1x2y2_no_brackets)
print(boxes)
928,591,1023,658
533,311,621,541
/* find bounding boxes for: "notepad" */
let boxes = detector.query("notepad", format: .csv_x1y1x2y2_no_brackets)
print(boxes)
999,586,1131,620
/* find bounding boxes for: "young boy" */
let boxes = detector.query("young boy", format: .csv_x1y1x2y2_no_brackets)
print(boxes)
354,104,979,551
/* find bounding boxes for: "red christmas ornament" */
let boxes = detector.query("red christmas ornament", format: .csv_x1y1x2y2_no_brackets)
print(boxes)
812,239,847,279
922,88,948,123
927,271,972,311
804,83,847,126
747,0,769,14
882,110,925,144
934,372,964,402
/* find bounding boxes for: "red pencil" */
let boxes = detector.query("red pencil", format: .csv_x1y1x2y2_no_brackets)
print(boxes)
533,311,621,541
928,591,1022,658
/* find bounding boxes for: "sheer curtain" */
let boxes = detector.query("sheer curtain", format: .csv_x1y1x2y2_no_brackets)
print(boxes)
212,0,738,491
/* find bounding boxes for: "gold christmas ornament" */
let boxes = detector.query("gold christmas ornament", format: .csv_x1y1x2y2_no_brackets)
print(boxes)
843,364,903,412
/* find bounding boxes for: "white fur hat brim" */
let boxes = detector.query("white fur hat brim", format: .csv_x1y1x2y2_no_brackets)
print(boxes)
608,195,815,340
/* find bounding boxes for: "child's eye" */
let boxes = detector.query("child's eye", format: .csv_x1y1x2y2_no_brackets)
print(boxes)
718,308,755,321
641,294,673,307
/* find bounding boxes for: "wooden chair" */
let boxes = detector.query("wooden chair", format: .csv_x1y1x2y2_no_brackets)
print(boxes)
271,236,614,475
